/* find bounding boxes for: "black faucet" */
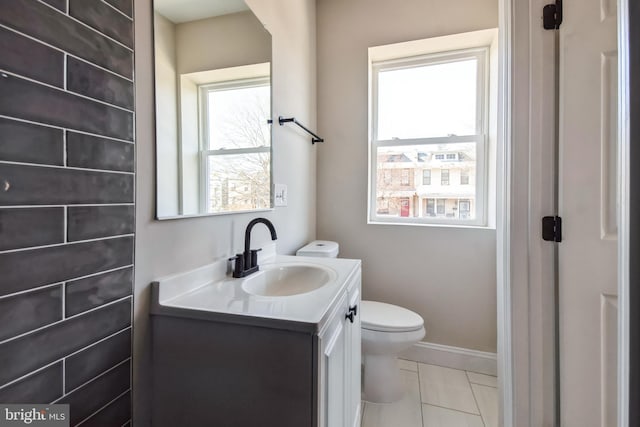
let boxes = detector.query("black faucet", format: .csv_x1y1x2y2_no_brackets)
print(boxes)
229,218,278,278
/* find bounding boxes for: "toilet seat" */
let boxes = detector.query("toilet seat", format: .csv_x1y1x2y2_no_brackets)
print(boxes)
361,300,424,333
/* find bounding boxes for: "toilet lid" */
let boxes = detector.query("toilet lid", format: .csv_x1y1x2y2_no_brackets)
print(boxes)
360,300,424,332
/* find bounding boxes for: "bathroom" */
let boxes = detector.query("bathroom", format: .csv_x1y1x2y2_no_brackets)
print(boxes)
0,0,638,426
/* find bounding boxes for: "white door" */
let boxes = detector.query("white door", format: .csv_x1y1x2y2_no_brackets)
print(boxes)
558,0,618,425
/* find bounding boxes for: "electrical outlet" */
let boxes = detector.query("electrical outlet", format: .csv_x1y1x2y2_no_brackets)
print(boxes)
274,184,288,207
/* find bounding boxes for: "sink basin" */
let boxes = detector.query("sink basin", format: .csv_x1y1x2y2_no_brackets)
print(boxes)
242,264,336,297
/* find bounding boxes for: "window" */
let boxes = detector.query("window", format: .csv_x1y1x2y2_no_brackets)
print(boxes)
425,198,435,215
441,169,450,185
199,77,271,213
369,44,489,226
423,169,431,185
383,170,392,184
401,169,410,185
460,170,470,185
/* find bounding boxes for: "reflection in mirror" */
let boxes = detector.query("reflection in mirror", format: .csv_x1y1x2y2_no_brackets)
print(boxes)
153,0,272,218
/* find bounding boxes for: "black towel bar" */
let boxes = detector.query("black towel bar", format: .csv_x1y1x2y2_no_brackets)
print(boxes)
275,116,324,144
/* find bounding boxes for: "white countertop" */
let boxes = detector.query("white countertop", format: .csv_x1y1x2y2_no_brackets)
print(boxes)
151,251,361,333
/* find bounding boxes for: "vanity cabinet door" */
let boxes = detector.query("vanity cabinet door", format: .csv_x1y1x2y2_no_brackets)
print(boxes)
319,292,348,427
345,278,362,427
318,271,362,427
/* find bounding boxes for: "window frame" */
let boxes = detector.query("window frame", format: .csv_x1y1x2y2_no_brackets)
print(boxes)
460,170,470,185
423,169,431,185
368,47,489,226
197,76,271,213
441,169,450,186
400,168,410,186
425,198,435,215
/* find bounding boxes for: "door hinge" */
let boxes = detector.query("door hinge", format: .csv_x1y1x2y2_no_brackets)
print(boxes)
542,216,562,242
543,0,563,30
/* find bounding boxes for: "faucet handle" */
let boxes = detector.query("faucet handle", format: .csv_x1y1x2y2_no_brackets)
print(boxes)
229,254,244,278
250,248,262,268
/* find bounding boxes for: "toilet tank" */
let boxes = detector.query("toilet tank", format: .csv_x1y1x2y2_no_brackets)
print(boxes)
296,241,339,258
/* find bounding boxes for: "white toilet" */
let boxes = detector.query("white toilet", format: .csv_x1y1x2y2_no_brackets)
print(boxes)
296,241,426,403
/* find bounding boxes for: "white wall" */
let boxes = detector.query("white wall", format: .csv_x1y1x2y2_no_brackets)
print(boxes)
175,10,271,75
134,0,317,423
316,0,498,352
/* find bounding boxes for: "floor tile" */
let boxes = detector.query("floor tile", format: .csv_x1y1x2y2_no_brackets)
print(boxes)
418,363,479,414
421,404,484,427
398,358,418,372
466,371,498,388
362,370,422,427
471,383,499,427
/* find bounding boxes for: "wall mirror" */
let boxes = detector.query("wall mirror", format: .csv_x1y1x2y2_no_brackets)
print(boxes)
153,0,273,219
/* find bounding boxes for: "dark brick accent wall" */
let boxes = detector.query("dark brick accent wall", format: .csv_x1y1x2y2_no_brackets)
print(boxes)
0,1,134,425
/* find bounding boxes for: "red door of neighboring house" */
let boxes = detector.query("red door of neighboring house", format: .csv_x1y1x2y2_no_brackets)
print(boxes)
400,198,410,217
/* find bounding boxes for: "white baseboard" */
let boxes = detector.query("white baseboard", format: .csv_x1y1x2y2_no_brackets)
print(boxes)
400,341,497,376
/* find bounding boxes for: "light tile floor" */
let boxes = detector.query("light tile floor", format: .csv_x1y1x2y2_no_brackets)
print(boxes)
362,359,498,427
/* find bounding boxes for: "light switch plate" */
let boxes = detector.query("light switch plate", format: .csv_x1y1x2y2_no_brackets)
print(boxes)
274,184,288,207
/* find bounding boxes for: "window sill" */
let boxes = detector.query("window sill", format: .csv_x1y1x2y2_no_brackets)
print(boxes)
367,219,496,230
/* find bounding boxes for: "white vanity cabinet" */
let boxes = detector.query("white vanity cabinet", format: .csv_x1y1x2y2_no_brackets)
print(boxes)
151,256,361,427
317,272,361,427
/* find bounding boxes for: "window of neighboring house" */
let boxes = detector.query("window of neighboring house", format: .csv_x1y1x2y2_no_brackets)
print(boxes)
425,198,435,215
423,169,431,185
199,77,271,213
441,169,450,185
383,170,392,184
460,170,470,185
369,44,489,226
401,169,410,185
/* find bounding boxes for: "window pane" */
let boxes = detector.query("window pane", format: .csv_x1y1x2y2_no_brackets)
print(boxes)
375,143,477,220
207,84,271,150
426,198,435,215
423,169,431,185
208,153,270,213
401,169,410,185
377,59,477,140
441,169,450,185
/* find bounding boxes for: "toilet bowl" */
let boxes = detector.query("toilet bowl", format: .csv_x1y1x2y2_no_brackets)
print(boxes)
360,301,425,403
296,241,426,404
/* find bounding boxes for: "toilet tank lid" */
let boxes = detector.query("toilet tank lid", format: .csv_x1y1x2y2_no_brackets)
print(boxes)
361,300,424,332
296,240,339,257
